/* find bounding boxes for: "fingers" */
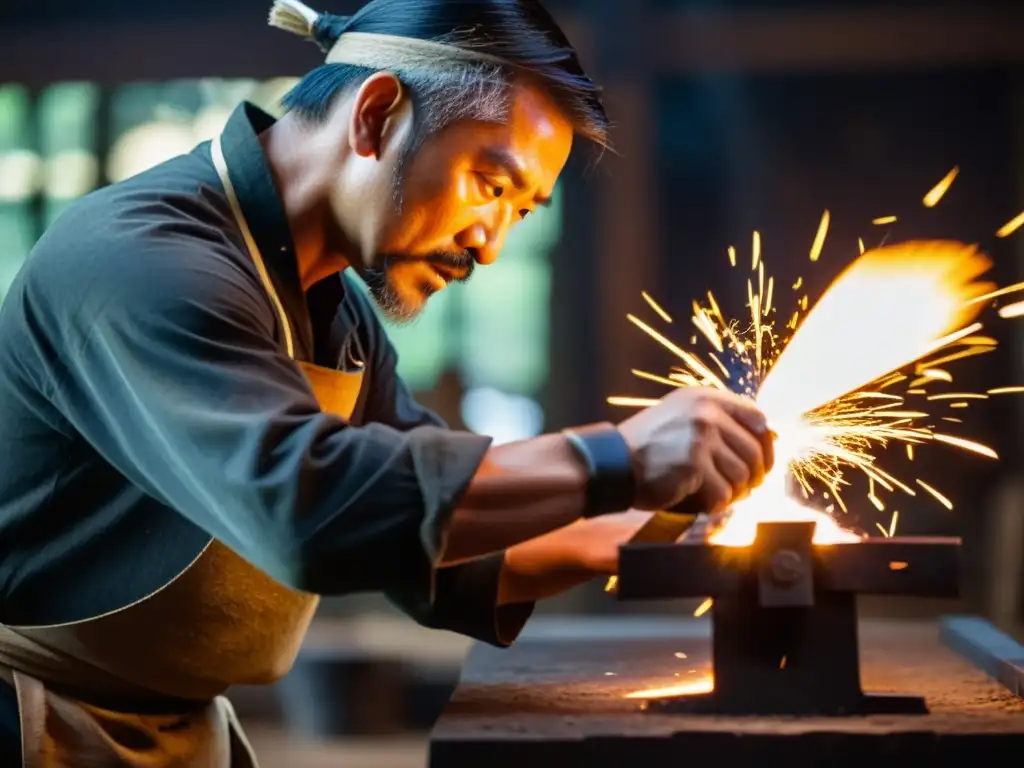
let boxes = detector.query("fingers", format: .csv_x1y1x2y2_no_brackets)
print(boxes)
761,428,776,476
698,459,733,513
630,386,778,512
702,388,770,438
712,443,751,504
717,418,766,490
699,388,775,493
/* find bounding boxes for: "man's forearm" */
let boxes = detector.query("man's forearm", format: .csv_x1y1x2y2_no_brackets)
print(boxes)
440,433,588,565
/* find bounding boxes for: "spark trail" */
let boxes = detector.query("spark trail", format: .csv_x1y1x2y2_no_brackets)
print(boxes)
611,167,1024,547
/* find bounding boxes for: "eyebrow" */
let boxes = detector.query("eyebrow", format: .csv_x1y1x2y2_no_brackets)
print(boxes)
479,146,553,207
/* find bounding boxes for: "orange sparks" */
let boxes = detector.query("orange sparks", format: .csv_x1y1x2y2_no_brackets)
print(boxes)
931,433,998,459
916,478,953,510
615,197,1023,554
996,210,1024,238
607,396,659,408
920,368,952,382
809,209,830,262
889,561,909,571
966,281,1024,306
694,598,713,617
999,300,1024,319
641,291,673,323
632,369,681,388
624,676,714,700
923,166,959,208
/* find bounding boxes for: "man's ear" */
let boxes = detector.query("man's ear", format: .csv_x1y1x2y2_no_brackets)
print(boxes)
349,72,406,159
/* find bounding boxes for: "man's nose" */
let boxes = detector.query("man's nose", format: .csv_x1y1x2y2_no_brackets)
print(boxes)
456,211,511,266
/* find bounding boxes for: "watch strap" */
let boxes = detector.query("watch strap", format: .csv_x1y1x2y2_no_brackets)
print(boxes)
562,422,636,518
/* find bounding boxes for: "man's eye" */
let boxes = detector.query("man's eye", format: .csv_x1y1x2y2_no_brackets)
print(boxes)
477,174,505,199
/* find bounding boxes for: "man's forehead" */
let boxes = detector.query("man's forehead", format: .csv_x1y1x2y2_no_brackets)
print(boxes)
474,85,572,182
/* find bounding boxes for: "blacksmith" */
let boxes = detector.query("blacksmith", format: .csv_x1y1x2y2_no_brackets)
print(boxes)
0,0,774,764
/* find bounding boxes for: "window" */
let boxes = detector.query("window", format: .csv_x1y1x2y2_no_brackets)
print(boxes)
0,84,36,296
0,78,298,298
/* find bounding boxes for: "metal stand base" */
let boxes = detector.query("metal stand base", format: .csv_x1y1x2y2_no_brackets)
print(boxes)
618,522,961,717
640,586,932,716
632,523,938,716
646,691,927,717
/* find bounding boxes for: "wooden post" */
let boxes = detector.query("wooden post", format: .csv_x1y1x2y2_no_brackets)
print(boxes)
590,0,661,413
983,73,1024,639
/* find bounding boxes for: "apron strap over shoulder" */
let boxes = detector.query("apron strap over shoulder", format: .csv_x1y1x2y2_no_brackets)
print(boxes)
11,670,44,768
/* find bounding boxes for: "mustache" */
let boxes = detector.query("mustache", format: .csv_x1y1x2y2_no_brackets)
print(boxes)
382,250,475,282
427,250,475,276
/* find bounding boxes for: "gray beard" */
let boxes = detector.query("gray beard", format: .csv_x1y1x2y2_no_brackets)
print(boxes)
362,267,424,325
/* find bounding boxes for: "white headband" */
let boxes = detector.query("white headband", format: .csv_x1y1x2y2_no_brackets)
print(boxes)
269,0,515,70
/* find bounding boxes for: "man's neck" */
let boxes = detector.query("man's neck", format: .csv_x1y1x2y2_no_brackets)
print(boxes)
260,116,350,291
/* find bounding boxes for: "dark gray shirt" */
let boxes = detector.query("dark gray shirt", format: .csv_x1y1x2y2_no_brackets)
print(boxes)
0,105,532,740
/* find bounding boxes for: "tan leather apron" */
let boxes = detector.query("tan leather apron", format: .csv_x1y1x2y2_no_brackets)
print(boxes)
0,135,364,767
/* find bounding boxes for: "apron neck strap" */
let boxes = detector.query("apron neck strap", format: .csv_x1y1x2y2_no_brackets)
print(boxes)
211,135,296,361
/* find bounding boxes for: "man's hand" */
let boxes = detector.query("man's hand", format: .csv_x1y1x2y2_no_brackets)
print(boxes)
496,510,655,605
617,387,774,513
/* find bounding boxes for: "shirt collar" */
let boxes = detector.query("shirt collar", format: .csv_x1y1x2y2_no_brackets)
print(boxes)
217,102,318,360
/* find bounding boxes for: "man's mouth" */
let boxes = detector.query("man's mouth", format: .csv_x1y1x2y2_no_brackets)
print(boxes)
433,266,455,282
427,266,452,291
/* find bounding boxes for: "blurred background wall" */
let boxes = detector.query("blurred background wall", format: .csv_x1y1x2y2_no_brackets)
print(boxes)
2,0,1023,764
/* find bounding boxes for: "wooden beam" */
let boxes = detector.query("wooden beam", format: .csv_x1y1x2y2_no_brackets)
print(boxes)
650,8,1024,73
5,7,1024,86
0,13,592,88
0,14,315,87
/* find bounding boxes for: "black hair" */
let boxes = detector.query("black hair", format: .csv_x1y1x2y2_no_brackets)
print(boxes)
280,0,610,155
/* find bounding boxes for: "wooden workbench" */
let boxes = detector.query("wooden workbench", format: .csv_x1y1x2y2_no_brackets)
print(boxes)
429,616,1024,767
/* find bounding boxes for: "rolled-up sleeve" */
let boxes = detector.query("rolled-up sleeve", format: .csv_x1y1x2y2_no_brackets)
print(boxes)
389,552,533,647
45,246,490,597
355,289,534,646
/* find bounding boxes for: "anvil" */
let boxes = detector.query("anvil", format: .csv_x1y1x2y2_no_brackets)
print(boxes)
617,520,961,715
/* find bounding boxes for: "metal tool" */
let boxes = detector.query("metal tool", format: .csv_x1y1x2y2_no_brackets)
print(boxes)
623,494,705,545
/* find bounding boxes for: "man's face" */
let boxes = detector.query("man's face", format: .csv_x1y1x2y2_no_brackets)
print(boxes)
354,80,574,322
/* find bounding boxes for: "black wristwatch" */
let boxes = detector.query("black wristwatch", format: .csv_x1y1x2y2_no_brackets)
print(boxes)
562,422,637,517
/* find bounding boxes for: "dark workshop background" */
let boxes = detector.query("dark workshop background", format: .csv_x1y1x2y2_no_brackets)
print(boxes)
2,0,1023,765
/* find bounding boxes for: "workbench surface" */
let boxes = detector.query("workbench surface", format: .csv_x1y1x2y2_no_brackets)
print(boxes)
429,616,1024,767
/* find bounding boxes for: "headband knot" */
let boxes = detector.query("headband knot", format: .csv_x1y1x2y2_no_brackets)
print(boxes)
269,0,352,52
268,0,320,39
